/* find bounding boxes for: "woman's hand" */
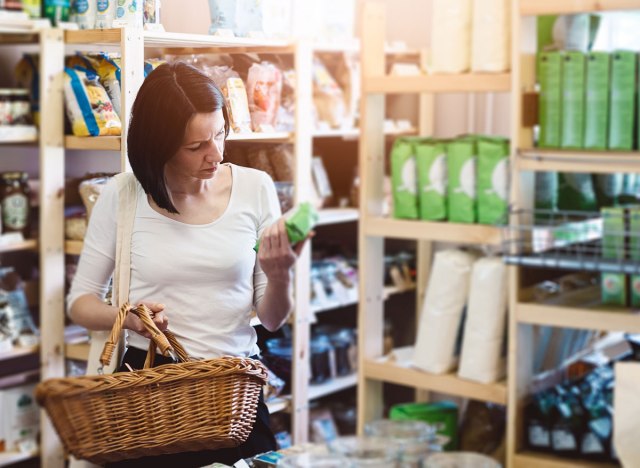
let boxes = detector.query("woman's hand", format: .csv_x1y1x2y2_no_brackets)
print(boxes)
258,218,312,283
123,301,168,339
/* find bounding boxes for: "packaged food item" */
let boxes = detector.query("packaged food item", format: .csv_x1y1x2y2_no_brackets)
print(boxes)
0,384,39,453
246,62,282,132
609,51,636,150
15,55,40,126
64,67,121,136
270,144,294,182
558,173,597,211
21,0,42,18
143,58,165,77
415,138,447,221
1,172,30,237
0,90,12,126
206,66,251,134
561,51,586,149
95,0,115,28
254,202,318,252
413,249,475,374
447,138,477,224
471,0,510,72
43,0,70,25
87,53,122,117
276,68,295,132
246,147,276,180
538,51,563,148
10,89,32,125
73,0,97,29
65,214,87,240
601,206,627,306
535,172,558,214
585,52,610,150
391,138,418,219
430,0,472,73
477,137,509,225
143,0,160,27
112,0,142,27
593,174,623,208
78,176,111,218
458,257,507,383
312,58,346,129
390,401,459,451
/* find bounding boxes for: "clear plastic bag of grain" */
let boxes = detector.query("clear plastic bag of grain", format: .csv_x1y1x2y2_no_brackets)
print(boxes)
79,176,111,219
246,146,277,181
270,144,294,182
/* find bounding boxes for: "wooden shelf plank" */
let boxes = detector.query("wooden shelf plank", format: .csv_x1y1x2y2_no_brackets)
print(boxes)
65,240,83,256
0,369,39,390
363,217,502,245
312,285,414,315
0,239,37,253
364,360,507,405
65,28,122,44
227,132,291,142
144,31,293,52
514,451,618,468
517,148,640,174
308,373,357,400
517,302,640,334
364,74,511,94
0,345,38,362
312,127,417,139
0,450,39,467
65,342,90,361
64,135,121,151
317,208,359,226
521,0,640,16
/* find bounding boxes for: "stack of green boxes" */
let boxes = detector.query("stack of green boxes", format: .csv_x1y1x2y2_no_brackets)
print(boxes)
536,50,639,211
390,135,510,226
601,205,640,308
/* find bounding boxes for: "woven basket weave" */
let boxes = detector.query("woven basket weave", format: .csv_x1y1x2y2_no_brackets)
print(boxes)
36,304,269,464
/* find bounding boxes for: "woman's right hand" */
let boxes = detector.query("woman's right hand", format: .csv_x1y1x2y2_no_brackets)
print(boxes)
122,302,168,339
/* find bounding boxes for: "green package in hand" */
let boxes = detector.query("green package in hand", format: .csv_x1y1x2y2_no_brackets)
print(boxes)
254,202,319,252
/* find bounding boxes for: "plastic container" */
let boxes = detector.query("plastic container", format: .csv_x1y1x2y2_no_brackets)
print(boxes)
327,436,397,467
425,452,501,468
279,453,352,468
309,334,332,384
314,325,356,376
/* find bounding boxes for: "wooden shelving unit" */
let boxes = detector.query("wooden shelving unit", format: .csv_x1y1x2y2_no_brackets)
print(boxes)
508,2,640,466
317,208,359,226
64,240,83,256
308,373,357,400
64,135,121,151
357,2,512,438
0,239,38,253
0,345,38,361
0,450,39,467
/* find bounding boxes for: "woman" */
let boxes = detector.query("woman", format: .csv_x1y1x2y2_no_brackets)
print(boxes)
68,62,304,466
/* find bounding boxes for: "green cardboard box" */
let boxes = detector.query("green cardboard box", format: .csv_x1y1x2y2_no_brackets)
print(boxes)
584,52,610,150
609,51,636,150
601,206,628,306
477,136,510,225
415,139,447,221
391,138,419,219
447,139,477,224
538,51,563,148
390,401,458,451
602,272,628,307
561,51,586,149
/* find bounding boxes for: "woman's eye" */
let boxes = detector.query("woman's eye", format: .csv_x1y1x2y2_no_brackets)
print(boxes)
188,144,202,151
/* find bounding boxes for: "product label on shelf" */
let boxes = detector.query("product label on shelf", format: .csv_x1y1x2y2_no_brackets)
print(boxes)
2,194,28,230
97,0,109,12
552,429,577,451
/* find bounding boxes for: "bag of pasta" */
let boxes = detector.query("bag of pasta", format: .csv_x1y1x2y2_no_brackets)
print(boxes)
64,67,121,137
246,62,283,132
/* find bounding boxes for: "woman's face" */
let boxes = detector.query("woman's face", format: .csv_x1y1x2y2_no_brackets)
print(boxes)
166,110,226,180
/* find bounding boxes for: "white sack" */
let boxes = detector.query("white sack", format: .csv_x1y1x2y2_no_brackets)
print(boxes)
614,362,640,468
413,249,475,374
458,257,507,383
471,0,511,72
430,0,472,73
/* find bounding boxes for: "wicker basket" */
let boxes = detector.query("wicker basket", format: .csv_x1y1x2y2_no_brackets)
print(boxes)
36,304,269,464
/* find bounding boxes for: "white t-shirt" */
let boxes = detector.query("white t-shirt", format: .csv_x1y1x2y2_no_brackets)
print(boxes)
67,164,281,359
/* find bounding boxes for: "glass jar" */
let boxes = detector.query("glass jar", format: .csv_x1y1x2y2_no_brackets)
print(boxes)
1,172,30,237
327,436,397,467
0,90,12,126
279,453,352,468
10,90,31,125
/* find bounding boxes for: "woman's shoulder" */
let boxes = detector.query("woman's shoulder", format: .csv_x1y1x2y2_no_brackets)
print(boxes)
229,163,274,187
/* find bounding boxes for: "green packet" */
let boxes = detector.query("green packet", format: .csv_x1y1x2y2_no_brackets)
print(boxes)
254,202,319,252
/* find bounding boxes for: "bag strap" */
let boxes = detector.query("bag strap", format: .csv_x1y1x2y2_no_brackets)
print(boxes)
113,172,138,308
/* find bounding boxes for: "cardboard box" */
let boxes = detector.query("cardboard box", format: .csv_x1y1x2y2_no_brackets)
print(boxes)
609,51,636,150
561,51,586,149
538,51,563,148
584,52,610,150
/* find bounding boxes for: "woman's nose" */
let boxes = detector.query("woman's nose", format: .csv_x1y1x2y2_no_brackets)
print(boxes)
205,140,224,162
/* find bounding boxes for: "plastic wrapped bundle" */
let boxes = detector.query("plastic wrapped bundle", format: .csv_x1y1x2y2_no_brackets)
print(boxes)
471,0,511,72
430,0,472,73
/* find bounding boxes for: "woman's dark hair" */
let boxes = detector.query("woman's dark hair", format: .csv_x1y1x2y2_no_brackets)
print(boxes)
127,62,229,214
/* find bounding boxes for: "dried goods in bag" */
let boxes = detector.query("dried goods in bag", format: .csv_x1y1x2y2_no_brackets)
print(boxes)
312,58,346,129
64,67,121,137
246,62,282,132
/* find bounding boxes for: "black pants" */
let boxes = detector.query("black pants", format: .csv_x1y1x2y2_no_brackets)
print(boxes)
105,347,277,468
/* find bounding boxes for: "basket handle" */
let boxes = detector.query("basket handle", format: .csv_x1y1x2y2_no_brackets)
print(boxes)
100,303,176,369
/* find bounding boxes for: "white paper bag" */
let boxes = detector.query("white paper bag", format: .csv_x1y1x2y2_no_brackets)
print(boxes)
471,0,511,72
458,257,507,383
614,361,640,467
430,0,472,73
413,249,475,374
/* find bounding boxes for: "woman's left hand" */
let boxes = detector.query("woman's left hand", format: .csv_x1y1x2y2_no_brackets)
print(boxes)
258,218,311,283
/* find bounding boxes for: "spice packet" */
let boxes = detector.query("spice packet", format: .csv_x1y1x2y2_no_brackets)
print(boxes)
254,202,318,252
